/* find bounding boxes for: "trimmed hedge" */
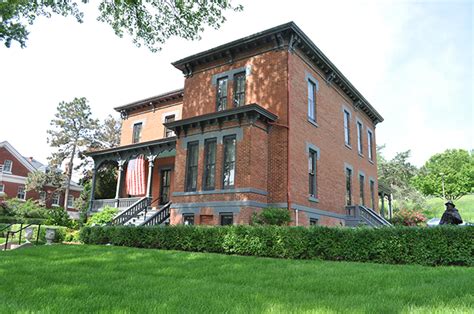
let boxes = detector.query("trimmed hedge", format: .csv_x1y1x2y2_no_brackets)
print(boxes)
80,225,474,266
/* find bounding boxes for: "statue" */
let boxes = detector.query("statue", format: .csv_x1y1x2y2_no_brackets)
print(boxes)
439,200,463,225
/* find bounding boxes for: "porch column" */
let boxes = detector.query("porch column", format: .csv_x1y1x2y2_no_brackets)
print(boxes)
146,155,157,199
115,160,125,207
388,195,393,220
88,166,98,212
380,192,385,218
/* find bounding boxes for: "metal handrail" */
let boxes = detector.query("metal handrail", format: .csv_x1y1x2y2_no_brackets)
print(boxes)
141,202,171,226
359,205,391,227
0,223,13,233
111,197,150,225
4,224,41,250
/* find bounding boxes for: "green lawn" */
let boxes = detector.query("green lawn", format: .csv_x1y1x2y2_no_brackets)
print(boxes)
1,245,473,313
424,194,474,222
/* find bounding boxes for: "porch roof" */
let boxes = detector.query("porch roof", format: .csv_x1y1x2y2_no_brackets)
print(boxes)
163,103,278,136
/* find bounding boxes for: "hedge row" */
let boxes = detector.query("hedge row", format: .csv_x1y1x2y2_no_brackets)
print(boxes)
80,225,474,266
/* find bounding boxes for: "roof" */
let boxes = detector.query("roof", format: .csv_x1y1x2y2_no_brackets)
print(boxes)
172,22,383,124
85,137,176,158
114,88,184,114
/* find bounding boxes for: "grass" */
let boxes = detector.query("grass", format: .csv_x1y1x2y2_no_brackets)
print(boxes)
424,194,474,222
1,245,473,313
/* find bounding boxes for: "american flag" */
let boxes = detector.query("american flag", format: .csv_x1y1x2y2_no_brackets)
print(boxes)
126,155,146,196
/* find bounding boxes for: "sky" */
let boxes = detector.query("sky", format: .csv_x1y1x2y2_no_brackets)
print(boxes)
0,0,472,173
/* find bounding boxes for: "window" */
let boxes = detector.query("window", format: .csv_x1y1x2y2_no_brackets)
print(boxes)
344,110,351,146
308,80,317,122
183,214,195,225
357,121,363,155
233,72,246,107
309,218,319,226
359,174,365,206
222,135,236,188
160,169,171,205
3,160,12,173
370,180,375,210
220,213,234,225
17,186,26,200
52,193,60,206
216,77,228,111
39,191,46,204
308,149,317,197
185,141,199,192
367,130,374,161
203,138,217,190
345,167,352,206
0,184,4,193
164,115,175,138
67,195,74,208
132,122,143,144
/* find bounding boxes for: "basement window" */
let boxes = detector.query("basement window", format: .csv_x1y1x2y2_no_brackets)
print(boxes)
220,213,234,226
183,214,195,225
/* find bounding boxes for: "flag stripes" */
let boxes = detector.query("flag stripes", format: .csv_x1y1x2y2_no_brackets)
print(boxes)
126,155,146,196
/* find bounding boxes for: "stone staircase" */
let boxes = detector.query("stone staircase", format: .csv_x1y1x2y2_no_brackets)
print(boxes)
346,205,392,227
110,198,171,226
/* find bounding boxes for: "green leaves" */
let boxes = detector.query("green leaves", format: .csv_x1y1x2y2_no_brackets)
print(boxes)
413,149,474,201
1,0,242,52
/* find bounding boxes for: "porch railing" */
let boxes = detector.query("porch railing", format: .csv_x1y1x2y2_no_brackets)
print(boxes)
111,197,150,225
346,205,391,227
90,197,141,212
141,202,171,226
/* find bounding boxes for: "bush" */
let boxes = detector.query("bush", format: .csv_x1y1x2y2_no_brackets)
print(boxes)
45,206,74,228
392,209,427,226
80,225,474,266
6,224,67,244
252,208,291,226
86,206,118,226
2,198,48,219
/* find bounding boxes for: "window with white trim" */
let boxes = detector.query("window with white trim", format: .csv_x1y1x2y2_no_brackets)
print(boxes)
39,191,46,204
0,184,4,193
3,160,12,173
52,193,60,206
164,115,176,138
17,186,26,200
357,121,363,155
343,110,351,146
367,130,374,161
67,195,74,208
132,122,143,144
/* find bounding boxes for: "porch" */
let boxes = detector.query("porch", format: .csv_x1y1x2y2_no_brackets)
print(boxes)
86,138,176,225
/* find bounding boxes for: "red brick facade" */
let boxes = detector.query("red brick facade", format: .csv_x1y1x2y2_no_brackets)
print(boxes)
96,23,383,227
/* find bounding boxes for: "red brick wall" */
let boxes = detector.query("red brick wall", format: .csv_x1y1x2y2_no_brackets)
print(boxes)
288,51,379,218
0,147,31,177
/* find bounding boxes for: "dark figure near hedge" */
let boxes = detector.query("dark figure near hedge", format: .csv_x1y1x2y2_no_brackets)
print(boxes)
440,201,463,225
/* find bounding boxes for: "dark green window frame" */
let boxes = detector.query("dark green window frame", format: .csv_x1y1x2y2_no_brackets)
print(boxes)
222,135,236,188
203,138,217,190
185,141,199,192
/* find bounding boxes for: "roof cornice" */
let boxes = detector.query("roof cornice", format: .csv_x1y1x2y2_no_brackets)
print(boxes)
114,89,184,117
172,22,383,124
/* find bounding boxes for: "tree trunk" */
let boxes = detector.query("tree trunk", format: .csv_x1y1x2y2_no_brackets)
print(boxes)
63,143,76,209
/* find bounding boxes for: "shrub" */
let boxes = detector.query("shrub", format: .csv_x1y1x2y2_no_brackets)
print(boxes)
2,198,48,219
6,224,67,244
86,206,118,226
80,225,474,266
392,209,427,226
45,206,74,228
252,208,291,226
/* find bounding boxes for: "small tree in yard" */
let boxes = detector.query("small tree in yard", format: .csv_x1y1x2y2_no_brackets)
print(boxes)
413,149,474,201
25,168,66,202
47,97,98,210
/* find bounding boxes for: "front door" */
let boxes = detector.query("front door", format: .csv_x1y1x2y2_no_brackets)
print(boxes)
159,169,171,205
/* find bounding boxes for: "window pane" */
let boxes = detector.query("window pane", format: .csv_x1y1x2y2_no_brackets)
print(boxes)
370,181,375,209
3,160,12,172
217,77,228,111
359,175,365,206
203,139,217,190
185,142,199,191
346,168,352,205
220,214,233,225
357,122,363,154
308,150,317,197
223,136,236,187
308,81,316,121
344,111,350,145
368,131,373,160
183,214,194,225
133,123,142,143
233,72,246,107
164,115,175,138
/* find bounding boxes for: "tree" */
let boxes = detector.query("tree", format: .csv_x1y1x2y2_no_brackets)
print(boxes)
1,0,243,52
93,114,121,149
25,167,66,202
47,97,98,209
413,149,474,201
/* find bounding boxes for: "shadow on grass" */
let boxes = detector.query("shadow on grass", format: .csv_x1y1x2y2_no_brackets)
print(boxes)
1,245,473,313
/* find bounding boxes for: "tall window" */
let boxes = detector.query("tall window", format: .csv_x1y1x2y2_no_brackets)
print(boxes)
345,167,352,206
0,184,4,193
222,135,236,188
344,110,351,146
203,138,217,190
185,141,199,192
370,180,375,210
164,115,175,138
233,72,246,107
220,213,234,225
67,195,74,208
216,77,228,111
308,149,317,197
359,174,365,206
17,186,26,200
132,122,142,144
367,130,374,161
308,80,317,122
39,191,46,204
52,193,60,206
357,121,363,154
3,160,12,173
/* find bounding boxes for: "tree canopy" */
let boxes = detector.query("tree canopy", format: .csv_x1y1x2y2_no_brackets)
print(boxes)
0,0,242,52
413,149,474,201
